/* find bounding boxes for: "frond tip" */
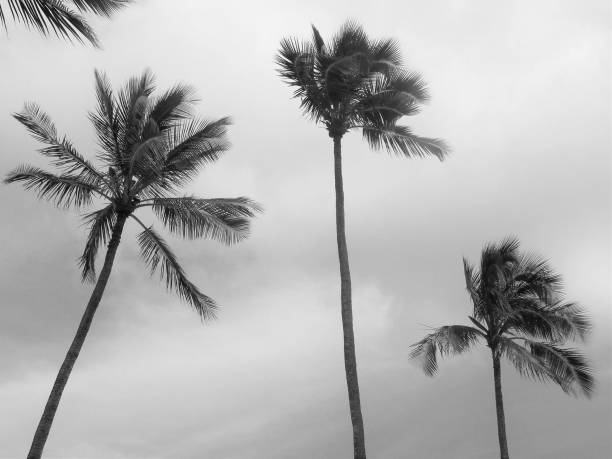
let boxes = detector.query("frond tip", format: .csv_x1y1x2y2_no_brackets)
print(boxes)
136,224,217,320
500,338,594,397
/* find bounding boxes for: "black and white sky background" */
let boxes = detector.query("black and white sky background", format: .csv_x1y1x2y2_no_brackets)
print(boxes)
1,1,610,458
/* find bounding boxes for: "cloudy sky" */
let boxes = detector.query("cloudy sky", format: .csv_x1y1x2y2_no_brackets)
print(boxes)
0,1,610,458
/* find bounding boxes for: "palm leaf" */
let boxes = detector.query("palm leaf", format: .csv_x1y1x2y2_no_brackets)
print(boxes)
149,196,261,243
3,0,98,44
311,24,325,53
503,299,591,342
70,0,130,16
369,37,402,73
361,123,448,159
116,70,155,160
148,117,230,191
4,164,99,208
330,20,369,58
500,337,593,397
90,69,122,170
511,253,563,301
148,83,197,131
2,1,131,45
353,74,423,124
276,37,328,122
136,224,217,319
14,103,107,189
78,204,116,282
410,325,483,376
480,237,520,292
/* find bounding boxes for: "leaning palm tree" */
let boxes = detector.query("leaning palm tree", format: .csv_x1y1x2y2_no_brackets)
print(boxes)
0,0,131,46
277,21,448,458
410,237,593,459
5,69,260,459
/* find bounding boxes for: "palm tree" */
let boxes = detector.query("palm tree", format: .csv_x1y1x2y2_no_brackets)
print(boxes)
0,0,130,46
276,21,448,458
5,69,261,459
410,237,593,459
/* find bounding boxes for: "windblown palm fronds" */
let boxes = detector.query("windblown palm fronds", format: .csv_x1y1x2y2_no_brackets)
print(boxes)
410,237,593,459
277,21,448,159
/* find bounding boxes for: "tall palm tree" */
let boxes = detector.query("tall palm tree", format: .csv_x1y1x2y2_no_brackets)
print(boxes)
410,237,593,459
0,0,131,46
5,69,261,459
277,21,448,458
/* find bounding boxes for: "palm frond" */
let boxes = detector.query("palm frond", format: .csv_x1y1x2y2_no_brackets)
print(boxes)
479,236,520,298
116,69,155,158
14,102,107,189
78,204,116,282
369,37,402,73
3,0,98,45
4,164,99,208
139,117,230,193
389,71,430,103
468,316,488,335
90,69,122,169
410,325,483,376
70,0,130,16
311,24,325,53
503,299,591,342
136,223,217,319
463,257,486,319
500,337,593,397
148,83,197,131
361,123,448,159
276,37,328,122
331,20,369,58
511,253,563,301
276,37,313,85
128,133,167,181
149,196,261,243
12,101,57,143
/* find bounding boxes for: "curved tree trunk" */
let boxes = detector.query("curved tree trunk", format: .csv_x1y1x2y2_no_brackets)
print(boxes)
27,213,128,459
492,353,510,459
333,136,367,459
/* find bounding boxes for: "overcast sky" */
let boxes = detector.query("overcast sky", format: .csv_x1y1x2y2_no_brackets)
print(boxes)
0,1,610,458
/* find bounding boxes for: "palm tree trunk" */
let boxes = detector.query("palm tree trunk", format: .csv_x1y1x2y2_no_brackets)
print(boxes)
492,352,510,459
27,213,128,459
333,136,366,459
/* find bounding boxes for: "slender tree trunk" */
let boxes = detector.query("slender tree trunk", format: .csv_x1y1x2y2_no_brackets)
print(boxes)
27,213,128,459
492,352,510,459
333,136,366,459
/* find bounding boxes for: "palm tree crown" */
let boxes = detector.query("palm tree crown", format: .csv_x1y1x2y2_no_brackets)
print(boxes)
410,236,593,396
6,69,260,319
0,0,131,46
276,21,448,157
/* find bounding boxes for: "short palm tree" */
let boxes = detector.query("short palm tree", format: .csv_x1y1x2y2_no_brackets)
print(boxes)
410,237,593,459
277,21,448,458
5,69,260,459
0,0,130,46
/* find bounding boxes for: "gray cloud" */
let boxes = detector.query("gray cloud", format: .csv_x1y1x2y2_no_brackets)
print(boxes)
0,0,610,458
